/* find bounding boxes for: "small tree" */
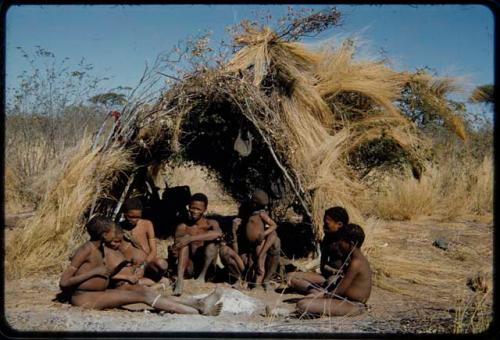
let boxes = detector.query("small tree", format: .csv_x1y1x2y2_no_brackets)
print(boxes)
469,84,494,105
89,92,128,111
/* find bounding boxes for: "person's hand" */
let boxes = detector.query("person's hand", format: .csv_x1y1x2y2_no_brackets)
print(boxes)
323,264,338,275
174,235,192,250
133,266,145,277
232,218,242,232
128,275,139,284
324,273,342,291
93,265,112,278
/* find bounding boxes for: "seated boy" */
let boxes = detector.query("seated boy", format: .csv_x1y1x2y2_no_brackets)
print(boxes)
119,198,168,281
220,189,281,291
295,223,372,317
286,206,349,295
172,193,223,296
58,215,223,315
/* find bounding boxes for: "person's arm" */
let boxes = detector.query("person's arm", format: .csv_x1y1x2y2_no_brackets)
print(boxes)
256,228,278,259
259,212,277,237
188,220,222,243
145,221,157,262
112,268,140,284
230,218,241,254
59,244,110,289
327,258,360,295
173,224,190,251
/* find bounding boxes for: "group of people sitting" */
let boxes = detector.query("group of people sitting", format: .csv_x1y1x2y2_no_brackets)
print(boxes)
58,189,371,317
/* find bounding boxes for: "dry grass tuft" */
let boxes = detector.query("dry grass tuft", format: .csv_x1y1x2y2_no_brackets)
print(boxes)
4,166,31,214
5,137,133,279
454,290,492,333
364,155,492,221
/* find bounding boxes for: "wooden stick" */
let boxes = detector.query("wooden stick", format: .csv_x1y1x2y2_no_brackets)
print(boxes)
92,115,110,151
231,93,312,221
112,172,136,220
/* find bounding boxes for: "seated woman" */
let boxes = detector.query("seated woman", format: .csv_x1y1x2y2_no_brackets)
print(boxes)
103,224,169,291
58,216,222,315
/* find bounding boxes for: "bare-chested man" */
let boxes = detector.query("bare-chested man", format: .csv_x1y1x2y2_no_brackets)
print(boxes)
220,189,281,291
172,193,222,296
286,206,349,295
296,223,372,317
120,198,168,281
58,216,223,315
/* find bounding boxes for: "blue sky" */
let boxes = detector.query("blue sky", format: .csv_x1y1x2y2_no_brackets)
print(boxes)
5,4,495,106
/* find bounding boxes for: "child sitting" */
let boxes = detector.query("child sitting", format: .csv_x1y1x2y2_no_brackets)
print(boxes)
286,206,349,295
119,198,168,281
295,223,372,317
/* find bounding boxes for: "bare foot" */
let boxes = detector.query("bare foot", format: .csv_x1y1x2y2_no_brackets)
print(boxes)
172,280,183,296
205,302,223,316
195,276,206,283
198,287,223,315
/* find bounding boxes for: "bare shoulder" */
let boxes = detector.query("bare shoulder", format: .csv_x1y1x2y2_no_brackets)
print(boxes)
175,223,189,233
70,242,93,261
350,254,370,273
138,218,154,229
347,256,364,270
206,218,220,228
259,211,271,219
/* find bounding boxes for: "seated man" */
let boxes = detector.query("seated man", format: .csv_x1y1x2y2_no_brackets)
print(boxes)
58,215,223,315
119,198,168,281
295,223,371,317
172,193,223,296
286,206,349,295
220,189,281,291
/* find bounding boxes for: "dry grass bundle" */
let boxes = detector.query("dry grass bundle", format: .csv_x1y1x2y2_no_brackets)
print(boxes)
5,136,58,210
5,137,133,279
468,156,493,215
365,155,493,221
406,73,467,141
223,26,463,235
4,166,30,214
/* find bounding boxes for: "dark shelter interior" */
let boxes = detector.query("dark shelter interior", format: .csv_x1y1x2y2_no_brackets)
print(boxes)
93,94,318,263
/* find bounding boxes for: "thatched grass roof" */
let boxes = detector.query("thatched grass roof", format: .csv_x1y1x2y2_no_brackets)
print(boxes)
6,21,467,278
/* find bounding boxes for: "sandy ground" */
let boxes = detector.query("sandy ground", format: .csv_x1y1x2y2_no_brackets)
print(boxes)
3,219,493,335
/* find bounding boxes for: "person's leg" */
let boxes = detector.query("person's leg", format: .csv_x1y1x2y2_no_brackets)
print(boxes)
254,244,266,286
168,287,224,315
173,245,189,295
286,272,326,295
296,297,365,317
145,257,168,282
238,253,250,289
196,242,219,282
71,289,200,314
262,236,281,291
152,257,168,273
219,245,245,281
